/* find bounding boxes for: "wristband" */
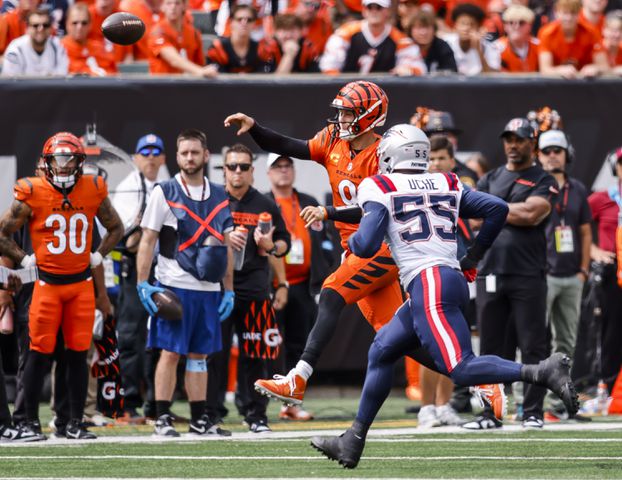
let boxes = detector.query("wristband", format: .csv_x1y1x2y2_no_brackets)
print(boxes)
318,206,327,221
276,282,289,291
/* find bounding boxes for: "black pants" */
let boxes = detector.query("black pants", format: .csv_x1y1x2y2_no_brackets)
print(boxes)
207,297,276,425
0,352,11,427
13,320,69,425
597,264,622,390
274,280,317,373
116,265,148,411
476,275,549,419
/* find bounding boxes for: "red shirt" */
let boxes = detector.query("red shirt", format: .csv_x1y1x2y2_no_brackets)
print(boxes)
589,190,619,253
0,8,26,54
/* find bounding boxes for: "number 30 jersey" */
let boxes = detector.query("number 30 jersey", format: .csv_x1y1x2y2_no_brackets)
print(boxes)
308,124,381,250
14,175,108,276
357,171,463,289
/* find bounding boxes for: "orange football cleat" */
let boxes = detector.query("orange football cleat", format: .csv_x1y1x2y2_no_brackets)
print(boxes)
470,384,507,420
279,405,314,421
254,372,307,406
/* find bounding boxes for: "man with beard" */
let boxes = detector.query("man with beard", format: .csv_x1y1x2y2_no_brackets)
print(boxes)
463,118,559,430
136,129,235,437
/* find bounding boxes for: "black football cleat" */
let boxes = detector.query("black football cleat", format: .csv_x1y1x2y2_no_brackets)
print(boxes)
310,429,365,469
65,419,97,440
536,353,580,417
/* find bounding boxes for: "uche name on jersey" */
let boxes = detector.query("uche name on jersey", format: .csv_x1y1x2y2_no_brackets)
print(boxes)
408,178,438,190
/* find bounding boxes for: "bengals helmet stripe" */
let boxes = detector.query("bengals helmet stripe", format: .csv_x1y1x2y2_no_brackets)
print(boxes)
329,81,388,141
41,132,86,190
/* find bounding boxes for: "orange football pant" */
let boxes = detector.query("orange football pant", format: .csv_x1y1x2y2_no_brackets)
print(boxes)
29,278,95,354
322,243,403,332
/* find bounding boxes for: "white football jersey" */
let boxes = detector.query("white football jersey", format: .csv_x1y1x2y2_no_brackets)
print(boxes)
357,172,463,289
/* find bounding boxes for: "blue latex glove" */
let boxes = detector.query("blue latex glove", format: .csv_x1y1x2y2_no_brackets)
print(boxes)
218,290,235,322
137,281,165,316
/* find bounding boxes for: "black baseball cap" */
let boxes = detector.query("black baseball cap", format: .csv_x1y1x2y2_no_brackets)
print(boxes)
500,118,536,140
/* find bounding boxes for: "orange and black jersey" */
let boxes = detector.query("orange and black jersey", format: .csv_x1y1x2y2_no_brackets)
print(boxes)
263,37,320,72
207,37,275,73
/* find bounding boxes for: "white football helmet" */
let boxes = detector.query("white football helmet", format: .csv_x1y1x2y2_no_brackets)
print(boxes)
377,124,430,174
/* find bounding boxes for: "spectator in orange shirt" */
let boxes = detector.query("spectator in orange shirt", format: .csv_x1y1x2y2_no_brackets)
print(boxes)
120,0,163,60
0,0,40,55
62,2,117,75
493,4,539,73
579,0,606,35
207,4,274,73
269,13,319,73
288,0,332,53
603,10,622,74
538,0,609,78
149,0,217,76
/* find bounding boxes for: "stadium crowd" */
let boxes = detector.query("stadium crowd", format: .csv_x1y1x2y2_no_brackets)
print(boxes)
1,0,622,76
0,86,621,444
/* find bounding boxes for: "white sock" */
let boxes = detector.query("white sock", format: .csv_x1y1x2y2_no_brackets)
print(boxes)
294,360,313,381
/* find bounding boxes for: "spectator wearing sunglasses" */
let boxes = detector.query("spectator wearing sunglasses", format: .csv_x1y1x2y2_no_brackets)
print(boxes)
1,8,67,75
61,2,116,76
538,130,591,418
207,4,275,73
492,4,539,73
110,134,170,422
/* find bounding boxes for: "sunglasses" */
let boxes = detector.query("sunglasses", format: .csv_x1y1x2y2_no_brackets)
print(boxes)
29,22,51,29
138,147,163,156
71,20,90,26
365,4,386,10
271,163,293,170
541,147,564,155
225,162,252,172
233,16,255,23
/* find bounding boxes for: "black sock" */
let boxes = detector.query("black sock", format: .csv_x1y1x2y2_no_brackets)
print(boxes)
65,349,88,421
351,419,370,439
190,401,206,422
23,350,51,421
300,289,345,368
520,364,540,385
156,401,172,418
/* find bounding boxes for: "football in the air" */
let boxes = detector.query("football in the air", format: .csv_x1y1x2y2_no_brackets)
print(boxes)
153,289,183,321
101,12,145,46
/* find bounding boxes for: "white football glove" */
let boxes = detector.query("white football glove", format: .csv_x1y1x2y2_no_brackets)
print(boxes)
20,254,36,269
90,252,103,268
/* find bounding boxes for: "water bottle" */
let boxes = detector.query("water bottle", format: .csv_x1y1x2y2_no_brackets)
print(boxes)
597,380,609,416
257,212,273,256
233,225,248,271
258,212,273,234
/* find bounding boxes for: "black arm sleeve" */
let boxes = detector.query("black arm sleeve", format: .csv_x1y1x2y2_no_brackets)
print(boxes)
325,205,363,224
248,122,311,160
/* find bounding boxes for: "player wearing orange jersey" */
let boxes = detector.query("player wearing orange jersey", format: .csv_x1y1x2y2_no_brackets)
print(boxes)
0,132,123,440
224,81,442,406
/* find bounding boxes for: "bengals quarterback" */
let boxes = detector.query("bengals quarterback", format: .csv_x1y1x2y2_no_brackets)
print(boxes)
0,132,123,440
225,81,443,407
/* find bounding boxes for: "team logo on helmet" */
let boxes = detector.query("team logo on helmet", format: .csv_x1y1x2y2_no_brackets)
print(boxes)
328,81,388,141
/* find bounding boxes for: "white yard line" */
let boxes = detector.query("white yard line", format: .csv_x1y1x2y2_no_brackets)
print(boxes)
0,455,621,461
0,422,621,447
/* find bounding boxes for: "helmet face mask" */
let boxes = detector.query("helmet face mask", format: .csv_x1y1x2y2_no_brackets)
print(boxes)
327,81,388,141
41,132,86,189
377,124,430,174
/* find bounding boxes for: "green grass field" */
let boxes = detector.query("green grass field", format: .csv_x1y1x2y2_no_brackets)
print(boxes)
1,393,621,479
